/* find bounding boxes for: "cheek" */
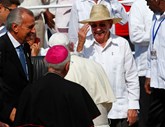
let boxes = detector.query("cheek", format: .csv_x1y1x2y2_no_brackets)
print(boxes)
20,30,30,40
27,41,33,46
0,14,6,21
24,30,31,37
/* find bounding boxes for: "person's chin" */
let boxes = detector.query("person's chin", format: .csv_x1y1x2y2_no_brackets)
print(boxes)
95,34,104,40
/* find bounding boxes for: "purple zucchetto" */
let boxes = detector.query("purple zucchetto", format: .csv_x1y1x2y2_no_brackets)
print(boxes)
45,45,69,64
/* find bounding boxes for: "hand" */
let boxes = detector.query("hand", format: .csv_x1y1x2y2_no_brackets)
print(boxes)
31,42,41,56
43,9,55,29
77,24,90,52
0,121,10,127
10,107,16,122
127,109,138,126
68,42,74,52
144,77,151,94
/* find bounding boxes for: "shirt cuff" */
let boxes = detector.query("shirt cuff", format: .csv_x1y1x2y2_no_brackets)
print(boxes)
146,70,151,78
129,100,140,109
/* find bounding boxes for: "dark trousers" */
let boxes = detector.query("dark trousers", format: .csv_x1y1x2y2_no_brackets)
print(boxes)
109,118,138,127
147,88,165,127
138,76,150,127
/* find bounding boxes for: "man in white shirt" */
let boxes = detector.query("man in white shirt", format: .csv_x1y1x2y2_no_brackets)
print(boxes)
129,0,153,127
77,4,140,127
68,0,128,47
144,0,165,127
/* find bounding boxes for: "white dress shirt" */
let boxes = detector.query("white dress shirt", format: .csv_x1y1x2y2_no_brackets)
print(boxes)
146,12,165,89
81,34,140,119
68,0,128,44
129,0,153,76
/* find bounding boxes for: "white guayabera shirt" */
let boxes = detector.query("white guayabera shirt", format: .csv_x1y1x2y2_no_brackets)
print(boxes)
146,12,165,89
80,33,140,119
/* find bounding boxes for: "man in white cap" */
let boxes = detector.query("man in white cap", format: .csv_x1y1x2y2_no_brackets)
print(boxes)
48,32,116,127
77,4,140,127
14,45,100,127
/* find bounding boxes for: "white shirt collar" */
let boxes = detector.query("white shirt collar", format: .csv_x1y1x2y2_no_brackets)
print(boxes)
7,32,21,48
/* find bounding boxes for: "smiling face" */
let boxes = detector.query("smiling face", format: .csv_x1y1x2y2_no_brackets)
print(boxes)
18,13,36,44
12,12,36,44
90,20,113,47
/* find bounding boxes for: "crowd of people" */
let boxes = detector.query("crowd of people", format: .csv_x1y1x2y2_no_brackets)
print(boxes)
0,0,165,127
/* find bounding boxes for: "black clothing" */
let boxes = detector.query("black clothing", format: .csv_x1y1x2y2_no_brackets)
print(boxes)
0,34,33,124
14,73,100,127
147,88,165,127
138,76,150,127
109,118,138,127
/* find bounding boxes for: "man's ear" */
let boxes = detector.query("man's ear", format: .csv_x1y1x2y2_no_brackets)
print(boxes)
11,23,19,33
65,61,70,72
159,0,165,12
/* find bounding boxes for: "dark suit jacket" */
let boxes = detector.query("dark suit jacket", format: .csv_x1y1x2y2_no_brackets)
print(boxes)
14,73,100,127
0,33,33,124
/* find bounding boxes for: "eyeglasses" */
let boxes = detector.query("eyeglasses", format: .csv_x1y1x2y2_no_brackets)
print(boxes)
4,6,13,12
90,23,106,28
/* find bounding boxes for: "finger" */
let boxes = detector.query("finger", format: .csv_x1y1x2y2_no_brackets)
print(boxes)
82,25,90,34
128,118,136,126
144,84,151,94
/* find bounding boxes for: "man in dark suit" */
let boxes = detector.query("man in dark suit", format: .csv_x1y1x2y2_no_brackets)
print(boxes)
14,45,100,127
0,7,35,125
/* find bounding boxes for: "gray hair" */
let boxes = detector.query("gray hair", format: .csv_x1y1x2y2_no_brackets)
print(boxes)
5,7,34,31
44,46,71,72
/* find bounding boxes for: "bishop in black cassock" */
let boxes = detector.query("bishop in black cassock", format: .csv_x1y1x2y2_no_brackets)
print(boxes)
14,45,100,127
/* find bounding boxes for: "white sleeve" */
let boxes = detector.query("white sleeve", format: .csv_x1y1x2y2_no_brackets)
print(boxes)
124,40,140,109
110,0,128,24
129,1,153,46
146,43,151,78
68,2,79,44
